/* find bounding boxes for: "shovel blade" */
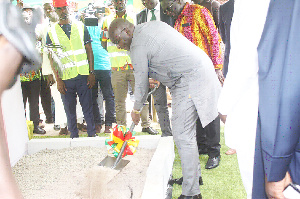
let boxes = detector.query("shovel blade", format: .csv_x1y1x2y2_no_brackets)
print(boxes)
98,155,130,170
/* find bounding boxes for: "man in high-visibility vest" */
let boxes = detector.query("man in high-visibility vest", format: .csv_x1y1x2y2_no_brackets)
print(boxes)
102,0,158,134
46,0,96,138
36,0,69,135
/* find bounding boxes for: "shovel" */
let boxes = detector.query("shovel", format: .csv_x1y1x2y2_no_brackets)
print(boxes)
98,85,158,170
98,122,135,170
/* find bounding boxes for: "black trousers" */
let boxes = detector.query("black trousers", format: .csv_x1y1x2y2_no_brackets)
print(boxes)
196,116,221,157
40,75,52,121
92,70,115,126
21,79,41,129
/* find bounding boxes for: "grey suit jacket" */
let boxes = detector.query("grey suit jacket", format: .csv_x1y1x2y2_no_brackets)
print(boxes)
131,22,220,127
136,6,174,26
219,0,234,77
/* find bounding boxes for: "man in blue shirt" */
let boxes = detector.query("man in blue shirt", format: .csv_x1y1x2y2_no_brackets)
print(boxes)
85,5,115,134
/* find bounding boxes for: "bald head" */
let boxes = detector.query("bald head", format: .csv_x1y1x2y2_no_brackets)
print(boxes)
108,18,135,50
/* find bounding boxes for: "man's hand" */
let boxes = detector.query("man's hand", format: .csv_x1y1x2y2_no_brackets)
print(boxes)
56,77,67,94
265,172,292,199
215,69,224,86
131,110,140,125
47,74,55,87
87,73,95,89
219,113,227,124
149,78,160,89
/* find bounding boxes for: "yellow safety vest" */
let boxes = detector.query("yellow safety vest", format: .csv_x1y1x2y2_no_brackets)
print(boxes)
48,21,89,80
102,14,133,70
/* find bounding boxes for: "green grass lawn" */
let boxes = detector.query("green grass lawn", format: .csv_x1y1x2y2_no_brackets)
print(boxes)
171,126,247,199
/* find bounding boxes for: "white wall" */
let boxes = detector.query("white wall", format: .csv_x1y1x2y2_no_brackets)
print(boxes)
2,78,28,166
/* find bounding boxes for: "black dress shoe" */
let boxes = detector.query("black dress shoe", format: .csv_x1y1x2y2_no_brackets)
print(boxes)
205,156,220,169
169,176,203,186
178,193,202,199
33,126,46,134
142,127,159,135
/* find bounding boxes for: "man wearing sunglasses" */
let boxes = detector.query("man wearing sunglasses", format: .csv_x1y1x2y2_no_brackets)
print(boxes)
161,0,223,170
46,0,96,138
108,18,221,199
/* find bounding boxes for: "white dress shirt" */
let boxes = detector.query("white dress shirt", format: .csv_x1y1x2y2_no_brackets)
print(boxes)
146,3,160,22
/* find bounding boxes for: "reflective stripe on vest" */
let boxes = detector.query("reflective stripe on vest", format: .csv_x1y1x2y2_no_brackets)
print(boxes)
104,15,132,68
48,21,89,80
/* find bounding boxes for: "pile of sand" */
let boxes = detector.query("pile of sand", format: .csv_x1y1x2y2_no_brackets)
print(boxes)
13,146,155,199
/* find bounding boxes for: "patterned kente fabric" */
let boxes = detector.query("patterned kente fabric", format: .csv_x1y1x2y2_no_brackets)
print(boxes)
174,3,223,69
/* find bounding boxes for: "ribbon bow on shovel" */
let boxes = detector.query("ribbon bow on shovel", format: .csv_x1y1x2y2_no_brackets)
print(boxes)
105,125,139,158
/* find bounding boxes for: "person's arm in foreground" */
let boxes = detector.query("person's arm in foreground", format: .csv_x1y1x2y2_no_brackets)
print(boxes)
0,35,24,199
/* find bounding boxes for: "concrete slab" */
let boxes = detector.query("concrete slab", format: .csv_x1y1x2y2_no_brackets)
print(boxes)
136,135,161,149
70,137,107,148
27,138,71,155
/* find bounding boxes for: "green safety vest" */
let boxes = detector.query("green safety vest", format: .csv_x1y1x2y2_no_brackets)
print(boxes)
48,21,89,80
102,15,133,69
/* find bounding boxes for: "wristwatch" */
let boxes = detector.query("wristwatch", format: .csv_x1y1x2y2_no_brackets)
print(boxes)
89,70,95,75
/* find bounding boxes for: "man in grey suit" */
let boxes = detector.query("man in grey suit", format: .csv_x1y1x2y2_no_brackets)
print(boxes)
136,0,174,137
108,18,221,199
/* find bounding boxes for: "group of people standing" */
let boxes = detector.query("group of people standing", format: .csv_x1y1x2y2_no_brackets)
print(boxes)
1,0,299,199
20,0,165,138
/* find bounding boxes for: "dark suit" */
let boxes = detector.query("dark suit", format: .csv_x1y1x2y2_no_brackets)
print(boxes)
136,6,174,137
219,0,234,78
136,6,174,27
253,0,300,197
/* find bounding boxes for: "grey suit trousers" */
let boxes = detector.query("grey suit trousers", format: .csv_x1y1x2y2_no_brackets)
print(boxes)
152,84,172,136
171,81,201,196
